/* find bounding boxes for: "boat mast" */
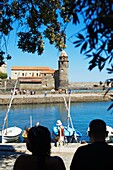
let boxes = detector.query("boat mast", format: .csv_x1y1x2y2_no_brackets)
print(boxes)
30,116,32,127
68,94,74,131
2,78,18,143
63,94,74,130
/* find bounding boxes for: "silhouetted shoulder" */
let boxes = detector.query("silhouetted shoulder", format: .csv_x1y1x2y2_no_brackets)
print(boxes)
70,143,113,170
14,154,66,170
13,154,38,170
45,155,66,170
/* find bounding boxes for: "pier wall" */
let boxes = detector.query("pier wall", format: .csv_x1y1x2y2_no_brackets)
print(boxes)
0,93,110,105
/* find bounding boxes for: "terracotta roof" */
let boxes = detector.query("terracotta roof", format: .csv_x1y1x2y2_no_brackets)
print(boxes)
41,70,55,74
11,66,55,72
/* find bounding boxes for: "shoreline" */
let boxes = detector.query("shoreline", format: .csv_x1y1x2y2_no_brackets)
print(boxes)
0,92,111,105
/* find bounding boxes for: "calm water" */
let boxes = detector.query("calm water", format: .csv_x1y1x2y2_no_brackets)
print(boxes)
0,101,113,142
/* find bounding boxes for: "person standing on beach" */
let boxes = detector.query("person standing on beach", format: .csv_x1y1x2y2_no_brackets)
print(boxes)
70,119,113,170
13,125,66,170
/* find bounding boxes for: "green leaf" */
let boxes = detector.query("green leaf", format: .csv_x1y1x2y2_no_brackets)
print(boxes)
74,43,82,47
73,40,82,44
107,103,113,111
80,42,87,53
77,33,84,40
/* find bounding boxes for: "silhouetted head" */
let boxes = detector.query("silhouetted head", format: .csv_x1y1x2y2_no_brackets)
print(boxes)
88,119,108,142
26,125,51,156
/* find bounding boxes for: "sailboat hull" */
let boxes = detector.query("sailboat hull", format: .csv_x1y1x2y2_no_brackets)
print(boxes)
52,125,82,143
0,126,22,143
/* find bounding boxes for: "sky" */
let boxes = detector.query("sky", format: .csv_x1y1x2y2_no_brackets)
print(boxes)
5,21,113,83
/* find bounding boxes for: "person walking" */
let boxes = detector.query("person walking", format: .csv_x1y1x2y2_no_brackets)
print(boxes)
70,119,113,170
13,125,66,170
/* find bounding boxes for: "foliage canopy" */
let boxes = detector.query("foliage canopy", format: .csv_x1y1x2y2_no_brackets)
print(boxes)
0,72,7,79
0,0,113,73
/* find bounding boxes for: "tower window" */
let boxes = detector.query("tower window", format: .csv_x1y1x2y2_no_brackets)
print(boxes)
61,69,64,72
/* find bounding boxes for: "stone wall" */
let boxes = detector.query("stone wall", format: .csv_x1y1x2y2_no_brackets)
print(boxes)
0,79,103,91
69,82,101,89
0,93,109,105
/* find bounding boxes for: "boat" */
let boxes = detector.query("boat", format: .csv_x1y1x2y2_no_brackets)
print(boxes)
106,125,113,142
0,126,22,143
22,127,31,139
0,78,22,143
52,94,82,143
87,125,113,142
22,116,40,140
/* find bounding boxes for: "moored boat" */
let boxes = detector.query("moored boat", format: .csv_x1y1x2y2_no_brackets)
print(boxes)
1,78,22,143
0,126,22,143
52,94,82,143
87,125,113,142
106,125,113,142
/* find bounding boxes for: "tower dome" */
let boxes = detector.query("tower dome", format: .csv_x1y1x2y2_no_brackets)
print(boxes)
60,50,68,57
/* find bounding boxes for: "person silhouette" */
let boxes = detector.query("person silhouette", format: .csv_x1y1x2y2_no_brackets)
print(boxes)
13,125,66,170
70,119,113,170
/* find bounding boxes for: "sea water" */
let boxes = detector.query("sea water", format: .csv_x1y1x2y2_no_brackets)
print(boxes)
0,101,113,142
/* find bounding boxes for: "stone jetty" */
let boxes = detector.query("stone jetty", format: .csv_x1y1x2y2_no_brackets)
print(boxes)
0,92,111,105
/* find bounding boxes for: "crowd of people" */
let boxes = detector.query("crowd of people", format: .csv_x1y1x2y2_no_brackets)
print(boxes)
13,119,113,170
10,88,72,96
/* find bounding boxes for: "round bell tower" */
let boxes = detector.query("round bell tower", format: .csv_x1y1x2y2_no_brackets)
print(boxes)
58,51,69,89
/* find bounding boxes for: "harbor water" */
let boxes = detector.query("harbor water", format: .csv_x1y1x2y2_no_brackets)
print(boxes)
0,100,113,142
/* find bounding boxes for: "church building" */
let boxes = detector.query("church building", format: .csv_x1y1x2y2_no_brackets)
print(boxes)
11,51,69,90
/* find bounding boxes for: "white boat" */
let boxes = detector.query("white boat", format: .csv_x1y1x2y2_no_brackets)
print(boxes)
106,125,113,142
0,126,22,143
87,125,113,142
0,78,22,143
52,94,82,143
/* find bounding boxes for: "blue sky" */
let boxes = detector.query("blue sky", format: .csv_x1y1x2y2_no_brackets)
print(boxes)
5,21,112,83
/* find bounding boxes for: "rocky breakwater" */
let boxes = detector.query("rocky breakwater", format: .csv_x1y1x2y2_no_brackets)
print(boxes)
0,92,111,105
